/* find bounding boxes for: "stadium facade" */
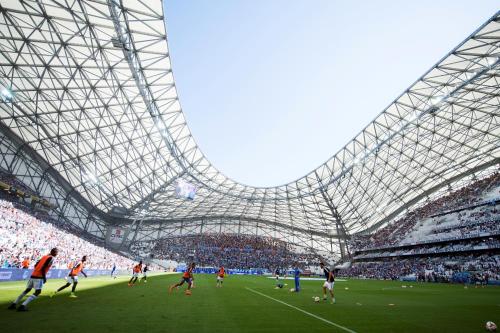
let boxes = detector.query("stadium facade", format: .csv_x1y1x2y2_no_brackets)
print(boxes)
0,1,498,259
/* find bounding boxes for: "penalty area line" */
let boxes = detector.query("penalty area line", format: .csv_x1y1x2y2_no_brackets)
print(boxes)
245,287,357,333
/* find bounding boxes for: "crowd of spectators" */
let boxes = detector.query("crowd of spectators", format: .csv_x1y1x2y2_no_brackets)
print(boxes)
432,205,499,231
0,199,135,270
424,217,499,242
339,253,500,282
353,238,500,260
148,234,325,270
342,172,500,283
349,172,500,251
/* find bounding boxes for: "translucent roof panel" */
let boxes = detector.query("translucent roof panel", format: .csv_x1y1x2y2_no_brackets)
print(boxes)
0,1,498,240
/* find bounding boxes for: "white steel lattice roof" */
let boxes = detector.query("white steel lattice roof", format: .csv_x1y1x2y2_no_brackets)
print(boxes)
0,1,498,239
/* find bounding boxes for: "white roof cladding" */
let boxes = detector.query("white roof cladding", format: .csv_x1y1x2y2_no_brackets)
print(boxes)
0,1,498,237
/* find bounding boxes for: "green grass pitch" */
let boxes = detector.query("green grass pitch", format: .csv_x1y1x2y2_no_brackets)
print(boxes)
1,273,499,333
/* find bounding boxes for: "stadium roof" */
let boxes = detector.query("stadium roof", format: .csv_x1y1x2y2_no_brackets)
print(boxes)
0,1,498,253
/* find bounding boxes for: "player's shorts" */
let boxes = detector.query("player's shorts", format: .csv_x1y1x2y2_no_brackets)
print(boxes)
132,272,139,278
323,281,334,290
26,278,44,290
181,277,191,284
66,275,78,283
217,276,224,281
143,272,148,277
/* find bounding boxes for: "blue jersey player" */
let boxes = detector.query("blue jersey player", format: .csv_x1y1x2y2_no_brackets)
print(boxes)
293,266,301,292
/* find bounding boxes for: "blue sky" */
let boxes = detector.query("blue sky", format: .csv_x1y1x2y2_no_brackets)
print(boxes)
163,1,499,187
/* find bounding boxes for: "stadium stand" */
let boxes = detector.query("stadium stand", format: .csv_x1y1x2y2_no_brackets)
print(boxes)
341,172,500,283
132,234,326,271
340,254,500,283
0,199,135,270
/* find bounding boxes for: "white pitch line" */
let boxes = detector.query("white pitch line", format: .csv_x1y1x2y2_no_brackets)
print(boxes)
245,287,358,333
266,277,347,281
0,286,18,290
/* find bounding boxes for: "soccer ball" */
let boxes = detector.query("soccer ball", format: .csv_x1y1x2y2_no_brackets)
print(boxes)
290,288,295,292
185,290,192,296
486,321,497,331
314,296,320,302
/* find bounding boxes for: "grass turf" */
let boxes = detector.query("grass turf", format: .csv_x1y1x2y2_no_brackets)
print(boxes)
0,273,499,333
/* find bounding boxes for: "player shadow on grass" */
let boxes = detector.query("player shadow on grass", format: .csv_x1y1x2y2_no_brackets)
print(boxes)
1,274,185,332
